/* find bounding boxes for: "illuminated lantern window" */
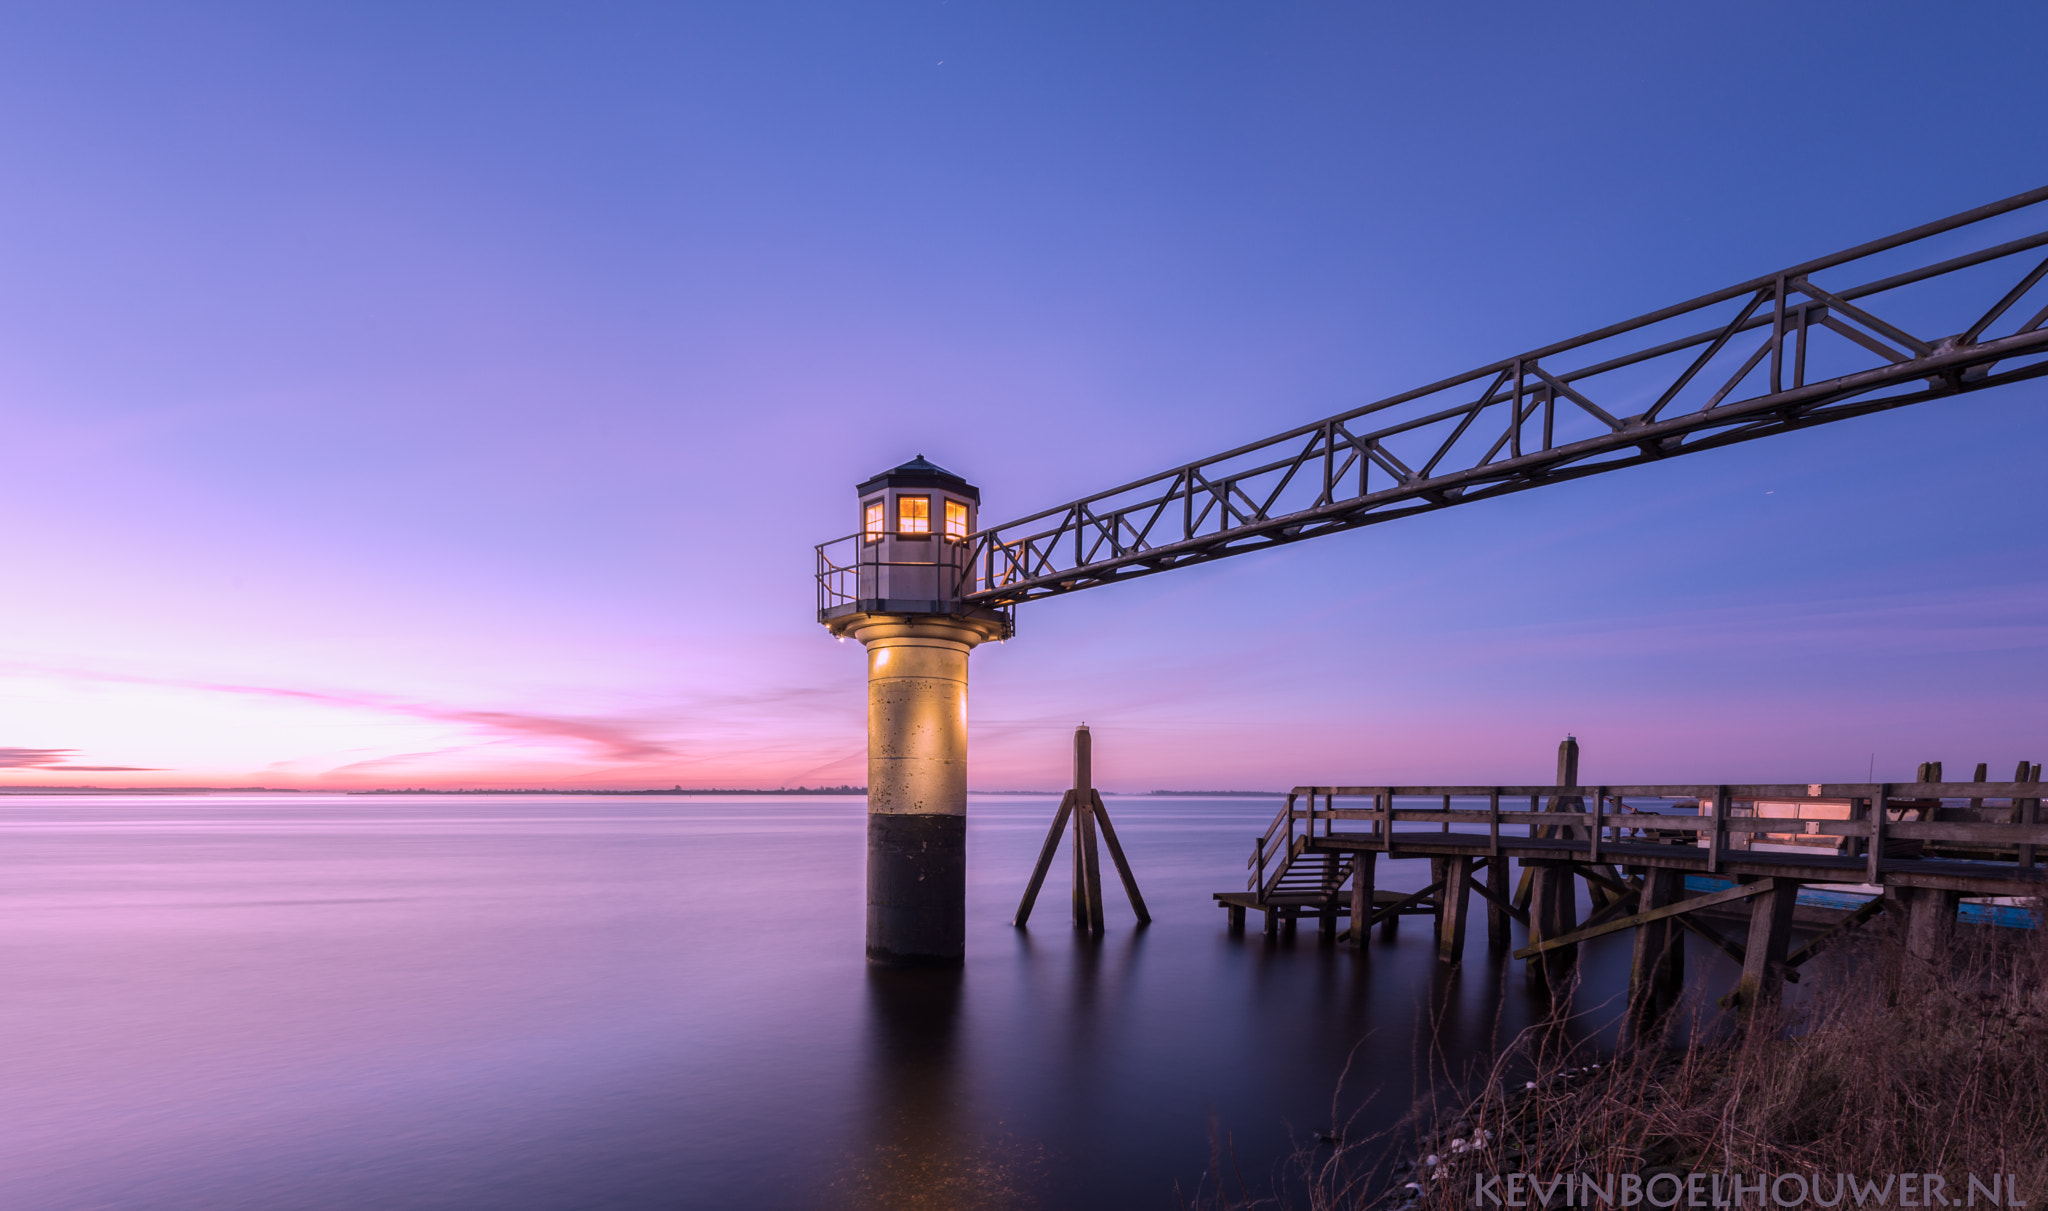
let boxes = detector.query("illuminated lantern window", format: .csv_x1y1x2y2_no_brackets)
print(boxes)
863,500,884,542
945,499,969,539
898,495,930,534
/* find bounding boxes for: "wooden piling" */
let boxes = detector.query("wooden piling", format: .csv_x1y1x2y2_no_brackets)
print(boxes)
1735,878,1800,1009
1529,864,1579,986
1528,737,1582,986
2018,760,2040,871
1438,855,1474,963
1429,857,1448,952
1904,886,1960,965
1628,867,1686,1020
1350,851,1376,951
1485,859,1512,949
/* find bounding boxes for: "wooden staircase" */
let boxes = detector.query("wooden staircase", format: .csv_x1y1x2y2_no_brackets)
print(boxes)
1225,794,1441,939
1251,833,1354,906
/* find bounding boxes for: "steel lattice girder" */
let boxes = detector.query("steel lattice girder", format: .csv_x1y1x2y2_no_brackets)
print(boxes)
947,185,2048,607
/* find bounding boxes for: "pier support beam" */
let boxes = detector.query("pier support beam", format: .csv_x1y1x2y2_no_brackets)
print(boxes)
1528,863,1580,986
1527,736,1582,988
1734,878,1800,1009
1349,852,1376,951
1487,859,1512,950
1438,856,1474,963
1629,867,1686,1022
1903,886,1961,967
832,612,1007,967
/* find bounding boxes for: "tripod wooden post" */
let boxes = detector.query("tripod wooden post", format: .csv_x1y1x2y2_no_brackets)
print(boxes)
1090,789,1151,924
1072,725,1106,933
1012,725,1151,930
1012,791,1074,926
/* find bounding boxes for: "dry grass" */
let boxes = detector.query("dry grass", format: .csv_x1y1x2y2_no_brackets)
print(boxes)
1187,906,2048,1211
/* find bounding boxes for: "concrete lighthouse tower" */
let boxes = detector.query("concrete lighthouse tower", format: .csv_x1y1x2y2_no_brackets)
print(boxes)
818,456,1010,966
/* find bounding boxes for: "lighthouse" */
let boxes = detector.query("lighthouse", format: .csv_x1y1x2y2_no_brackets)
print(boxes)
818,456,1011,966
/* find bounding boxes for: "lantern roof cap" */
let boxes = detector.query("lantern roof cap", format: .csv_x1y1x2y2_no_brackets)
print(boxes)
856,454,979,502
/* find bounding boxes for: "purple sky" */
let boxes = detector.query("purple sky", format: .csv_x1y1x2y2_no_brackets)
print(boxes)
1,4,2043,790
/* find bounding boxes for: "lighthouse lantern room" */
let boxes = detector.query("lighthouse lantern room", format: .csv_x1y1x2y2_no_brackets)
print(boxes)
852,454,979,613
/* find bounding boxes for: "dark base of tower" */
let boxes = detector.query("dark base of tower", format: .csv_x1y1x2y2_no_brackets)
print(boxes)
866,812,966,966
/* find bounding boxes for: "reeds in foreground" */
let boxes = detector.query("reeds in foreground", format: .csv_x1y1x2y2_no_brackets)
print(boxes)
1186,906,2048,1211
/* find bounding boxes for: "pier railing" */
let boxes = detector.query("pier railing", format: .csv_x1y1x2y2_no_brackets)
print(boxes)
1248,782,2044,904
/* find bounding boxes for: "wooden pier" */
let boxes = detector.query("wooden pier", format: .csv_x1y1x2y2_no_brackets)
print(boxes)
1216,757,2043,1012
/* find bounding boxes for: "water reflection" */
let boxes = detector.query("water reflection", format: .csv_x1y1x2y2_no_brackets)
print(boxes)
0,793,1746,1211
1056,927,1146,1068
838,968,1043,1210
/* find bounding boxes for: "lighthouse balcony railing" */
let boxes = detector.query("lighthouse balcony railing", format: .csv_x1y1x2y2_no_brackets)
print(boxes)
815,532,984,621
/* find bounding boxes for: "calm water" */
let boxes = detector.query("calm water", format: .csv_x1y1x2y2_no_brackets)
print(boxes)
0,793,1746,1210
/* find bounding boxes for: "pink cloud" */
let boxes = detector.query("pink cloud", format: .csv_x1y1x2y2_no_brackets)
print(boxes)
0,662,685,767
0,747,159,771
431,710,674,762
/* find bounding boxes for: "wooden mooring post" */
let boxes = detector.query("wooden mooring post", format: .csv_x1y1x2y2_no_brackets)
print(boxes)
1013,725,1151,932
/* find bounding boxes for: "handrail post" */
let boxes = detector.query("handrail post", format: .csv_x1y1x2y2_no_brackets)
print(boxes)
1708,786,1729,875
1489,788,1501,858
2019,763,2040,870
1589,788,1604,863
1254,834,1266,904
1869,784,1890,883
1286,791,1296,863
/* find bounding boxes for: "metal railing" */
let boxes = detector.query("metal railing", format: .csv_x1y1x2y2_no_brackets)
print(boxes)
814,532,982,619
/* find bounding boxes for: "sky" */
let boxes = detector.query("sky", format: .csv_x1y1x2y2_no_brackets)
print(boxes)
0,2,2043,791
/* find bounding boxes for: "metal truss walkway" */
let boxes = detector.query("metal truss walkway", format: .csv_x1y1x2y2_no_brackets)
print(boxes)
941,186,2048,608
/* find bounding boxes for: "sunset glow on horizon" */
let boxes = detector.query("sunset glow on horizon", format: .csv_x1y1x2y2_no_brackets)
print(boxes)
0,5,2042,793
